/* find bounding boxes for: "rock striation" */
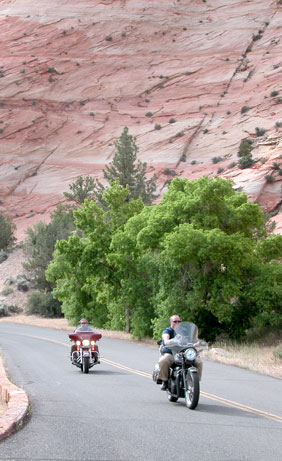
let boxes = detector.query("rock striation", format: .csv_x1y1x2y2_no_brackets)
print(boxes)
0,0,281,240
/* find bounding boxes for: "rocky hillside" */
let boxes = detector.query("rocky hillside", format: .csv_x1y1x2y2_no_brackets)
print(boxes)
0,0,281,240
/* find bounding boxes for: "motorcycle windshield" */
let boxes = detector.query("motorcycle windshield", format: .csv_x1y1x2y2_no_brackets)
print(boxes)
75,325,94,332
168,322,198,353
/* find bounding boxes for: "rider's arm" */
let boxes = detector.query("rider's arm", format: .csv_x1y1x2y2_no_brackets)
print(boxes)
162,333,170,346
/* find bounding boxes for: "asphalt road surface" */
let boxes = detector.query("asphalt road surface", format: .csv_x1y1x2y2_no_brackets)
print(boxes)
0,323,281,461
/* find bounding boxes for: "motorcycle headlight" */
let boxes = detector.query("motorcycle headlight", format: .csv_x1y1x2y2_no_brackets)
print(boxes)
82,339,90,346
76,340,81,346
184,348,196,361
91,340,96,346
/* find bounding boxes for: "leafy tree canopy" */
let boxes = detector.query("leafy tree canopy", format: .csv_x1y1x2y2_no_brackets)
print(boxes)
46,176,282,341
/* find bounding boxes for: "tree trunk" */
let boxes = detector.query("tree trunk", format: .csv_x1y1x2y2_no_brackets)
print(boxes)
125,306,130,333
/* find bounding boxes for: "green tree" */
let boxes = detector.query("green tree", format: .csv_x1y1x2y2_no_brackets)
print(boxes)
102,127,157,205
0,214,16,250
46,182,144,326
124,177,281,340
63,175,97,205
23,205,74,291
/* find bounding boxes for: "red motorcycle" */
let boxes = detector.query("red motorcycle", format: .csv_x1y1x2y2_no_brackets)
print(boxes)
69,323,102,374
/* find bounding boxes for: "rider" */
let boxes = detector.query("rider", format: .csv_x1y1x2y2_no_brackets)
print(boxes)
70,318,100,361
75,318,93,332
158,314,181,390
158,314,203,390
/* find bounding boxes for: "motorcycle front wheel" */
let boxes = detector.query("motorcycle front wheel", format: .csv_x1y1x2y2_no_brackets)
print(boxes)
82,356,90,374
185,371,199,409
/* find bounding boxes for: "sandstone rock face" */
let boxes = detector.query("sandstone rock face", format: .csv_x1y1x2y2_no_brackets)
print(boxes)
0,0,281,240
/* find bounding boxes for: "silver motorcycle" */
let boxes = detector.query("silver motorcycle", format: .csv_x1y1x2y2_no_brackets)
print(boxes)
153,321,206,409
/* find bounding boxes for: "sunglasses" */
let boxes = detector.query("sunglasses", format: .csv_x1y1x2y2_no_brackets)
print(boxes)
172,320,180,323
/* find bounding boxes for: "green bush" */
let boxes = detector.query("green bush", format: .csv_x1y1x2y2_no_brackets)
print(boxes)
0,250,8,263
238,138,253,157
1,286,13,296
241,106,251,114
265,174,275,183
212,156,223,164
0,214,16,250
25,291,63,318
255,127,266,137
238,155,254,169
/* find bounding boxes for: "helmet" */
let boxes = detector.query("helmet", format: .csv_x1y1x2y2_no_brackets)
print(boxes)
80,318,88,324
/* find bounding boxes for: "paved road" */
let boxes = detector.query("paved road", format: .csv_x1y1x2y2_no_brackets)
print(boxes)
0,322,281,461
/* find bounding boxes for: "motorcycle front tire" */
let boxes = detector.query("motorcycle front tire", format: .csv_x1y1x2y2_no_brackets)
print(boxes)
185,370,199,409
82,356,90,374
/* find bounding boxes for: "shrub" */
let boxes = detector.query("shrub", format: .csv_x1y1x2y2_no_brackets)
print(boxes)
238,155,254,169
0,214,16,250
217,167,224,174
212,156,223,164
275,121,282,128
154,124,161,130
255,127,266,137
241,106,251,114
272,162,281,170
252,33,263,41
1,286,13,296
169,118,176,124
238,138,253,157
163,168,177,176
105,36,112,41
265,174,275,183
25,291,63,318
0,250,8,263
191,160,196,165
270,90,279,97
48,67,57,74
145,112,153,117
175,131,184,137
228,161,237,168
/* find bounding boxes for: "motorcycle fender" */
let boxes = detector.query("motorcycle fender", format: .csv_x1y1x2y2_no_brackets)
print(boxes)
83,352,90,357
189,366,198,374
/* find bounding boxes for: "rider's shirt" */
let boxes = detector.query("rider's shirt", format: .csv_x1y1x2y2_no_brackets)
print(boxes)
161,327,175,354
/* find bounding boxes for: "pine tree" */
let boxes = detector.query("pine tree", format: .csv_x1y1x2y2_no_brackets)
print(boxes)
63,175,97,205
102,127,157,205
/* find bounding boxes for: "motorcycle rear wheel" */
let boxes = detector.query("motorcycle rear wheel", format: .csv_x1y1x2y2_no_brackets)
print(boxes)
185,371,199,409
82,356,90,374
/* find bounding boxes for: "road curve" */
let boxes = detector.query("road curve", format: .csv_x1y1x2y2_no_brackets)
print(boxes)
0,322,281,461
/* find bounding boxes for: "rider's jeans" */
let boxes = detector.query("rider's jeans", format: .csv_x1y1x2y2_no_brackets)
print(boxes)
158,353,174,381
158,353,203,381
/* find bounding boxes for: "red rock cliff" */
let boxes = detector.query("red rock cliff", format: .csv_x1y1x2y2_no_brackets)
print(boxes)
0,0,281,240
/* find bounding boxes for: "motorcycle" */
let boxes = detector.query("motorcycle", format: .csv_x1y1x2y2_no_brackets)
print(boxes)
152,321,206,409
69,325,102,374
